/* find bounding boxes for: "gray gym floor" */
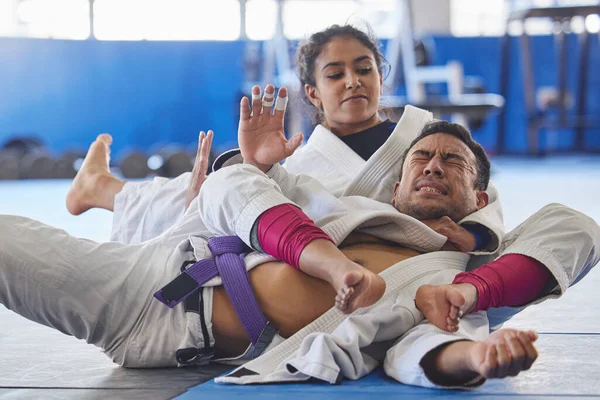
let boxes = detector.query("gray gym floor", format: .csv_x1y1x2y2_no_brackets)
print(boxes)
1,155,599,399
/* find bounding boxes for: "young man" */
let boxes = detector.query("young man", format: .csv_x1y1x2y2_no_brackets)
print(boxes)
1,107,597,390
194,118,599,387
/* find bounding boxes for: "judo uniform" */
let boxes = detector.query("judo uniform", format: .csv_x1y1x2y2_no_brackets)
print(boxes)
110,106,500,252
195,161,600,387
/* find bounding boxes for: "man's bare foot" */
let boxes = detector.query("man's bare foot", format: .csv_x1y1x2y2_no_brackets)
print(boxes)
415,283,477,332
431,328,539,385
334,267,386,313
66,134,125,215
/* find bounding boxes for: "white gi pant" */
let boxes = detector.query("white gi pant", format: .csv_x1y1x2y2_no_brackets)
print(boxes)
0,212,215,368
111,173,194,244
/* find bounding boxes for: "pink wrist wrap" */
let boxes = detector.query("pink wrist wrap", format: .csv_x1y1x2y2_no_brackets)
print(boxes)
453,254,551,312
257,204,333,270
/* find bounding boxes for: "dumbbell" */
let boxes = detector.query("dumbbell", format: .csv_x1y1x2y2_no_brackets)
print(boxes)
19,150,57,179
147,146,193,178
0,152,19,180
54,151,86,179
1,137,56,179
118,150,151,179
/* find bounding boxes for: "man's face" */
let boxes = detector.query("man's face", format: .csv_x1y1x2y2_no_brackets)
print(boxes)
392,133,488,222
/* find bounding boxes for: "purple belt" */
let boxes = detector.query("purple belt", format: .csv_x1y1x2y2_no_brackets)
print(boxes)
154,236,270,346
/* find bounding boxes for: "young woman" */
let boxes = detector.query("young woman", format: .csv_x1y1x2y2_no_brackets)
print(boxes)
67,25,502,247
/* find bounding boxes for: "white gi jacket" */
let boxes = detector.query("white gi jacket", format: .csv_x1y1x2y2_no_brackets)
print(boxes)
196,159,600,386
196,162,600,388
111,106,502,250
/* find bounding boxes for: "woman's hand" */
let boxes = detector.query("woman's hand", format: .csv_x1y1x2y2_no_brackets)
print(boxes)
238,84,303,173
185,130,213,210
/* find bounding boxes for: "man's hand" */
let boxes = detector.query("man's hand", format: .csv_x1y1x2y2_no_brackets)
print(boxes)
238,84,303,173
185,130,213,210
422,216,476,253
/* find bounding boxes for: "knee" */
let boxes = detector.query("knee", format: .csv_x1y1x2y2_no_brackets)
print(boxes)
200,164,277,210
0,215,29,254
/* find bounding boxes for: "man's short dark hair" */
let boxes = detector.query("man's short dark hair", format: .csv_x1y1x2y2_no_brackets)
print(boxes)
400,120,491,190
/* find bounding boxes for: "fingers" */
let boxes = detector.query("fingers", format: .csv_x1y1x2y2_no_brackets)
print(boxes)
261,84,275,115
518,331,539,371
505,332,526,376
284,132,303,157
196,131,205,154
198,130,213,172
201,130,214,159
240,96,251,121
494,343,511,378
273,87,289,118
250,85,262,116
245,84,282,118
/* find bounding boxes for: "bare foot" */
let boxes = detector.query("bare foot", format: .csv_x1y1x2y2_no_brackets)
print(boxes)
66,134,124,215
415,284,466,332
334,267,386,313
468,329,539,379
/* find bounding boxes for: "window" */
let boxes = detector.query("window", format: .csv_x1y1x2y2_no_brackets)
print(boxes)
282,0,358,39
280,0,398,40
246,0,277,40
5,0,90,39
0,0,15,36
450,0,506,36
94,0,240,41
451,0,600,37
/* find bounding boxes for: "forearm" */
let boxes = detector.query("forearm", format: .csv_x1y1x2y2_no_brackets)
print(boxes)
453,254,551,313
253,203,353,280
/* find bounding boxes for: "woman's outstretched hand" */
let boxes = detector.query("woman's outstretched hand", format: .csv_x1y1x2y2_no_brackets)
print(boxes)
238,84,303,173
185,130,213,210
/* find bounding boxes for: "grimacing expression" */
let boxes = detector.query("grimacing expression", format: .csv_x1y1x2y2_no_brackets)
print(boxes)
305,36,383,135
392,133,489,222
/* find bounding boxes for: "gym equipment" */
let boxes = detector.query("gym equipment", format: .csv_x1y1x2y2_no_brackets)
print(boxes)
147,146,194,178
0,153,19,180
54,151,86,179
1,137,56,180
118,150,151,179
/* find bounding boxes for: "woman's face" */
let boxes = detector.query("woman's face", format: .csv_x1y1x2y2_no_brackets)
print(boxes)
306,36,383,136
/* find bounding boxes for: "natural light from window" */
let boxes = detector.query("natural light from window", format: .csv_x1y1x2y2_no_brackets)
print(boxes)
94,0,240,41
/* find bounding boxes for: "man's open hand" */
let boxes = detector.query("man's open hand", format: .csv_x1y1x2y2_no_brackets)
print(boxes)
185,130,213,210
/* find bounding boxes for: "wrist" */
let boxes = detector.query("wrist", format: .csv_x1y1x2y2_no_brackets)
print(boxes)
454,283,478,314
243,159,271,173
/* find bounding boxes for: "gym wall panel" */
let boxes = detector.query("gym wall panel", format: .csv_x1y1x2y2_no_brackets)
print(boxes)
0,38,246,156
0,35,598,156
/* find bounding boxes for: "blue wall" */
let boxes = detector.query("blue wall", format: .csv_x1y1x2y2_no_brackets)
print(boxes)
0,35,598,156
0,38,246,157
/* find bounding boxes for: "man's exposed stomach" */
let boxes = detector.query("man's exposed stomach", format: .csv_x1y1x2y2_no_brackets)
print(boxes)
211,232,421,358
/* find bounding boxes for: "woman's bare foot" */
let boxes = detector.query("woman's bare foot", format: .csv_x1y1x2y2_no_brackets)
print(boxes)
66,134,125,215
430,328,539,385
333,265,386,313
415,283,478,332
